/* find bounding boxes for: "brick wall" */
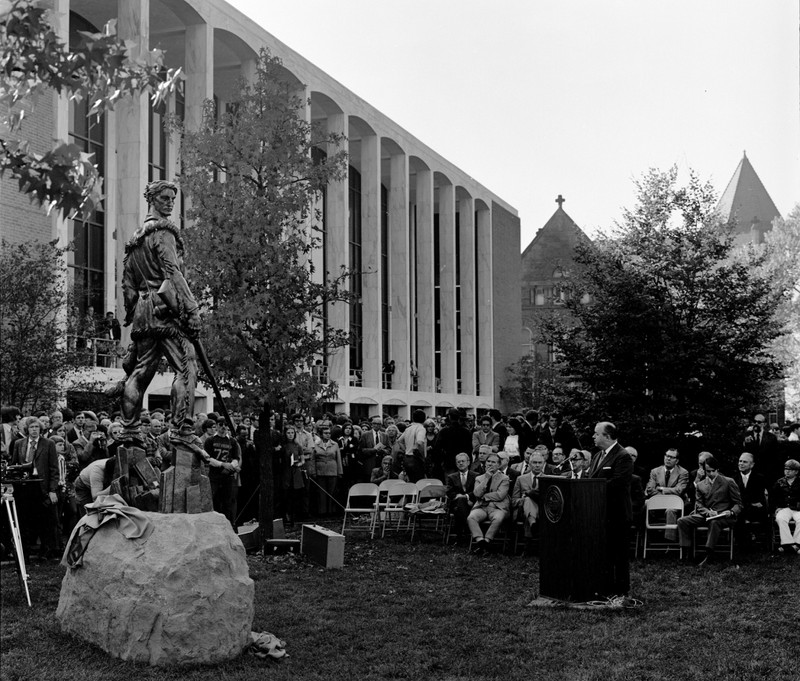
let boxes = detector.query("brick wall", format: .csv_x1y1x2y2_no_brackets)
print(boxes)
1,94,57,244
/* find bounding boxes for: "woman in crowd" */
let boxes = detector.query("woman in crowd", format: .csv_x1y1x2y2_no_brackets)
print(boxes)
386,424,404,475
282,424,307,525
309,425,343,517
423,419,438,474
338,422,361,491
502,417,528,465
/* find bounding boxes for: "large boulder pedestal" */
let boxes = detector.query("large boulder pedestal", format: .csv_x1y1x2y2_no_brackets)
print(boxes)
56,511,254,666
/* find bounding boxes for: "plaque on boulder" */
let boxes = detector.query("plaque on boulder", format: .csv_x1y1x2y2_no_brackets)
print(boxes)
57,511,254,666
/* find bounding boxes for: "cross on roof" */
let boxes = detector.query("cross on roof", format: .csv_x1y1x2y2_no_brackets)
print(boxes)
555,194,565,208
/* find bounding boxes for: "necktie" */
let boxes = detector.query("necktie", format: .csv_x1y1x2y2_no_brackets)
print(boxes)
27,440,36,463
461,472,467,489
664,468,671,485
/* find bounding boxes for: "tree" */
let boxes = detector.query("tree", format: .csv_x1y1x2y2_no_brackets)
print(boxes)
1,0,180,218
174,48,352,540
544,167,785,444
0,239,100,412
759,205,800,419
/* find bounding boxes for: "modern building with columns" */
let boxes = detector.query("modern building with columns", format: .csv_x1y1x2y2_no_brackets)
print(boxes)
1,0,521,420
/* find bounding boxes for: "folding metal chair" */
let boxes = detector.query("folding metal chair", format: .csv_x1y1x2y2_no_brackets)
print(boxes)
341,483,379,539
643,494,684,558
380,482,418,538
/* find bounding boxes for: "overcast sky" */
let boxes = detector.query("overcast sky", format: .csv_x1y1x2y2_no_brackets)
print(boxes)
227,0,799,246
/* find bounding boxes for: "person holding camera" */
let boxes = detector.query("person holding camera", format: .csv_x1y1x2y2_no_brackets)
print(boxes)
743,413,780,483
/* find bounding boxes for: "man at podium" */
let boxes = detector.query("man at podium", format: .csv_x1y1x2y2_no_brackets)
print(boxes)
589,421,633,599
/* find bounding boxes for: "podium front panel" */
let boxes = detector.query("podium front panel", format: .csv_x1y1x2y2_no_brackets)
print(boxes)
539,477,610,602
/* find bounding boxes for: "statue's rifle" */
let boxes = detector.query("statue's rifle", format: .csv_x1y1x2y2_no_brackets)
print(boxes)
157,280,236,434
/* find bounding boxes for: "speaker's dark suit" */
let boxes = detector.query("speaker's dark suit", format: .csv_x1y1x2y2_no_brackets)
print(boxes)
11,436,59,555
589,442,633,596
733,470,768,527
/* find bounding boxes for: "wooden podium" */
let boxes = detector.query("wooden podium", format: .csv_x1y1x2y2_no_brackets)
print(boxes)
538,476,610,602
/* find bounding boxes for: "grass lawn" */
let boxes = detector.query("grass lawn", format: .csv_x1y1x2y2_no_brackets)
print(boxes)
1,522,796,681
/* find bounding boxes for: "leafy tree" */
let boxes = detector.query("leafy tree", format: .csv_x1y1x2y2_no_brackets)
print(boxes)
174,48,351,538
1,0,180,218
0,239,101,412
544,167,785,444
759,205,800,419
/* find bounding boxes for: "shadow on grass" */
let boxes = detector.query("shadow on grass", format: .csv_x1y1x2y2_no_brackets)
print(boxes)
1,528,797,681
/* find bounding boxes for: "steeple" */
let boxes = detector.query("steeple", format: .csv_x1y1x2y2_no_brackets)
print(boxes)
717,152,780,243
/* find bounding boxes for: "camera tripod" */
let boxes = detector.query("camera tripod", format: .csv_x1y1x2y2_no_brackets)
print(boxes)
1,482,32,607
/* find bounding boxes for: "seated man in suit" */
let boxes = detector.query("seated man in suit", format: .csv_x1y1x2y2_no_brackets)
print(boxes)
568,449,592,479
466,453,509,554
733,451,768,548
512,450,546,537
548,446,573,477
677,455,742,565
370,454,399,485
646,448,689,541
446,452,477,543
772,459,800,554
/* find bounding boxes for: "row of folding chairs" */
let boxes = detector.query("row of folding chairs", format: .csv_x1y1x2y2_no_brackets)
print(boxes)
341,479,446,540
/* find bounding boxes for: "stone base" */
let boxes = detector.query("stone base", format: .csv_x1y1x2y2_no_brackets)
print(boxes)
57,511,254,666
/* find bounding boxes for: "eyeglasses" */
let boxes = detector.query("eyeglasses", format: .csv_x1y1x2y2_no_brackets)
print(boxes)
568,457,582,462
754,419,766,424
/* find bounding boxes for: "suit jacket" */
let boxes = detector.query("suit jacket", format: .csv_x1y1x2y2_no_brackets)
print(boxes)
471,429,500,458
742,429,778,457
446,470,477,503
539,424,579,453
645,464,689,499
589,442,633,524
512,472,544,508
11,436,59,495
0,424,22,459
472,471,510,513
358,430,389,462
732,471,767,508
695,474,743,517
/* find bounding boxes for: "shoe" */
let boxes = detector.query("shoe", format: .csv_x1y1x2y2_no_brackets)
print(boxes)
470,539,486,555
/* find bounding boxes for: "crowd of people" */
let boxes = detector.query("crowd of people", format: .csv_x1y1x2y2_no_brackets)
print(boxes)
1,404,798,575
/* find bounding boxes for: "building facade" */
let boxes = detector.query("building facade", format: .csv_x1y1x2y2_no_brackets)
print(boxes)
0,0,521,420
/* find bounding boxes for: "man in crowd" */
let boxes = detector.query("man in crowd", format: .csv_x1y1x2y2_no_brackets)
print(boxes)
488,409,508,451
446,452,477,544
645,447,689,542
589,421,633,601
399,410,427,483
743,413,780,483
359,416,389,483
772,459,800,554
548,446,572,477
677,455,741,566
539,411,579,453
1,406,22,461
472,416,499,463
568,449,592,479
466,452,510,554
204,420,241,529
432,408,472,481
733,451,768,547
11,418,59,559
512,449,546,539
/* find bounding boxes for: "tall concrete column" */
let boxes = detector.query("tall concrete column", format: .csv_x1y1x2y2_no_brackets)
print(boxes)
389,152,409,391
325,113,349,387
115,0,150,316
415,168,435,393
438,182,456,394
458,194,476,396
476,205,493,399
184,22,214,132
361,134,381,389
